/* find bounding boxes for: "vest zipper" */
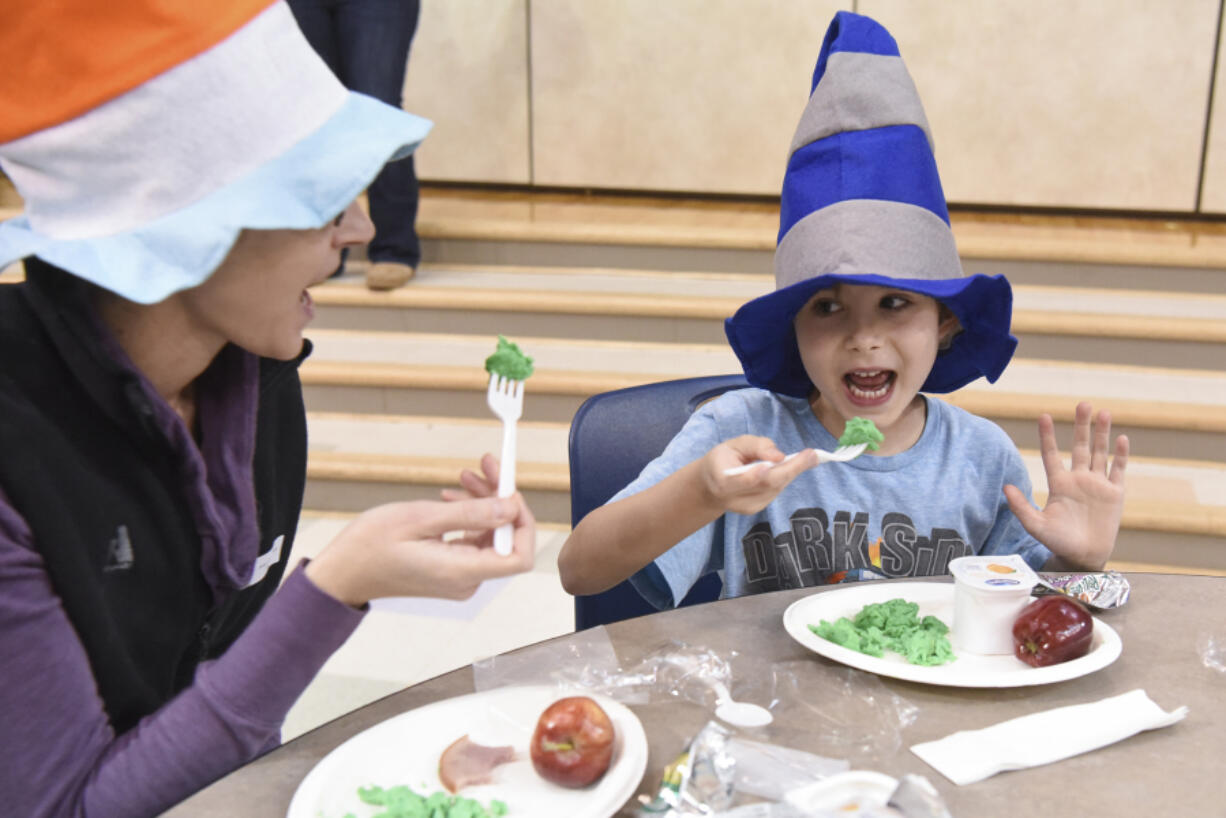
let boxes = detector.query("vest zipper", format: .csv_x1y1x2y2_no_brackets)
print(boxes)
196,619,213,663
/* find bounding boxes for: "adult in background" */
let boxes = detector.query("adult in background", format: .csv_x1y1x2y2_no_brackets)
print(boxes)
0,2,531,816
288,0,424,290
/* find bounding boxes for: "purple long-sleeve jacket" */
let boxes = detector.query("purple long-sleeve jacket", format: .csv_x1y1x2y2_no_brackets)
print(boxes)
0,337,364,817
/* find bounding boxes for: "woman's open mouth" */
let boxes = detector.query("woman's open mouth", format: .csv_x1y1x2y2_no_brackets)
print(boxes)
843,369,895,406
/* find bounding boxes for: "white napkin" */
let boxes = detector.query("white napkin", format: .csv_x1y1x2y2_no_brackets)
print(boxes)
911,689,1187,786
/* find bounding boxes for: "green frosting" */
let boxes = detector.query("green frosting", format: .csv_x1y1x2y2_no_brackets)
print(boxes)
838,416,884,451
809,598,955,666
349,785,508,818
483,335,534,381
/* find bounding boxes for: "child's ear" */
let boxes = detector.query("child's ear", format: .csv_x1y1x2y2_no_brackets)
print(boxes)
937,306,962,352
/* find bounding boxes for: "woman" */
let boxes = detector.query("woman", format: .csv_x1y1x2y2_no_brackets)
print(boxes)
0,2,533,815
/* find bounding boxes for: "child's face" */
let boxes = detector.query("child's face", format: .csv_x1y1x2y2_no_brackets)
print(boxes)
794,283,958,449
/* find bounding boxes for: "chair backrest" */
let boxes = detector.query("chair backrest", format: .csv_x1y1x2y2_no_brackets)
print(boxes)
568,373,749,630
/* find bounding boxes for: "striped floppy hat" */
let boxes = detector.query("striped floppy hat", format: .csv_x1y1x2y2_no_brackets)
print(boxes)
724,11,1016,397
0,0,431,304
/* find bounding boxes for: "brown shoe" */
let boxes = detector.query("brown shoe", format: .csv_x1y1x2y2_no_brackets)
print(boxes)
365,261,416,291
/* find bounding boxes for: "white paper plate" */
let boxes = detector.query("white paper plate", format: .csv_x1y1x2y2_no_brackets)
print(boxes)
782,581,1121,687
287,685,647,818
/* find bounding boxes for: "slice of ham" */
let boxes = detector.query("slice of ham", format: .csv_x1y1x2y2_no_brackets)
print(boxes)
438,734,517,793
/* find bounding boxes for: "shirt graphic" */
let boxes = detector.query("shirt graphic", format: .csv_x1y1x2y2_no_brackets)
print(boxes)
740,506,971,593
103,525,134,572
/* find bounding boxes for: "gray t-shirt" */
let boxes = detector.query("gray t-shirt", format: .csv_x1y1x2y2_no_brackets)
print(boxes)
612,389,1051,609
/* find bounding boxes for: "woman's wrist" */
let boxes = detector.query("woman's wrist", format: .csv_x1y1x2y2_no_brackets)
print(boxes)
303,549,368,608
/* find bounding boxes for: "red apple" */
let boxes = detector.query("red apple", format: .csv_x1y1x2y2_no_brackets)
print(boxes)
530,696,616,788
1012,595,1094,667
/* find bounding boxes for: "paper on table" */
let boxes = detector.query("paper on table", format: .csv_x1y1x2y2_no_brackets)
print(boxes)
910,689,1187,786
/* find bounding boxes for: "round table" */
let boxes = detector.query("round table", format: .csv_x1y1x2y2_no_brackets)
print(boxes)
166,573,1224,816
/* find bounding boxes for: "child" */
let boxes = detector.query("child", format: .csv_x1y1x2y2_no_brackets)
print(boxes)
558,11,1128,610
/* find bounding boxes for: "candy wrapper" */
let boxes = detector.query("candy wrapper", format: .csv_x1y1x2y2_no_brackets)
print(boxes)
1033,570,1130,610
638,721,736,815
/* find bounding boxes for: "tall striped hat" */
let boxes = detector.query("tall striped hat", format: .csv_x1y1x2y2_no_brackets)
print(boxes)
725,11,1016,397
0,0,431,304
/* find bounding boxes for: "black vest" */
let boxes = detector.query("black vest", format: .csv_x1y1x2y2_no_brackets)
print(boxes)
0,260,308,735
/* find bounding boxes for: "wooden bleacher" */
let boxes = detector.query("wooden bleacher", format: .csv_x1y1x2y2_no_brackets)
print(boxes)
3,180,1224,573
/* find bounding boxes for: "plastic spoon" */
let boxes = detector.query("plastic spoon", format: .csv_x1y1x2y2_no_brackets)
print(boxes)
659,654,773,727
709,680,773,728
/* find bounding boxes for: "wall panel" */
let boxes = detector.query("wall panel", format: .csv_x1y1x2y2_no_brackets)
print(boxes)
404,0,531,183
862,0,1219,211
530,0,849,195
1201,14,1226,213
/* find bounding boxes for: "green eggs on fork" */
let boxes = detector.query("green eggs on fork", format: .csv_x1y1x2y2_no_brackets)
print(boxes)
723,416,881,476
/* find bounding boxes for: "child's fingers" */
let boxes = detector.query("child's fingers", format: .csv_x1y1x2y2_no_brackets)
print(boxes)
1108,434,1129,486
765,447,819,487
1070,402,1093,470
1036,413,1063,477
1089,409,1112,474
1003,484,1045,539
727,434,786,463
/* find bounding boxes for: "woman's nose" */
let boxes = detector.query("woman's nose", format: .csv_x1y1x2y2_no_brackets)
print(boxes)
335,200,375,247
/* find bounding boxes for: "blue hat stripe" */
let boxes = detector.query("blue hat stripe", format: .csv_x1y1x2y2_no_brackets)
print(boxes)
778,125,950,243
811,11,901,91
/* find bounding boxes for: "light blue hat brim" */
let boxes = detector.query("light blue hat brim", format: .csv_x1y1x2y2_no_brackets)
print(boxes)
0,92,431,304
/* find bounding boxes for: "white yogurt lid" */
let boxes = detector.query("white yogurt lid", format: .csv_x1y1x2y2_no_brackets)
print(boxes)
948,554,1038,593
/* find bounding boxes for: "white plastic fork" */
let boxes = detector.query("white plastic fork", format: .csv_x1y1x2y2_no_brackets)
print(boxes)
723,442,869,476
486,373,524,556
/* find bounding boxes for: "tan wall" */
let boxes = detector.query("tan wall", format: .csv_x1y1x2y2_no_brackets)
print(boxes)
402,0,531,184
863,0,1218,212
529,0,849,194
405,1,1225,214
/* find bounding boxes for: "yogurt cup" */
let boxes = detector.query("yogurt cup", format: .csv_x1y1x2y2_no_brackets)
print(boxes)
948,554,1039,655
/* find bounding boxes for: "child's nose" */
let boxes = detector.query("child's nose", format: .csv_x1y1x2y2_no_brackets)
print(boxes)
845,314,884,350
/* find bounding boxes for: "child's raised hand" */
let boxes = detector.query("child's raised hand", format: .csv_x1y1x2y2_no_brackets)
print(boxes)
1004,402,1128,571
700,435,819,515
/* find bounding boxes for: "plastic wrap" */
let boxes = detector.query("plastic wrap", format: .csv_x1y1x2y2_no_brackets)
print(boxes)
726,738,849,801
1198,632,1226,673
471,625,654,704
766,663,918,761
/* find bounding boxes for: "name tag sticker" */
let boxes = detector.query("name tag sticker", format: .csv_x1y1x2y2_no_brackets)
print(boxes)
246,534,285,587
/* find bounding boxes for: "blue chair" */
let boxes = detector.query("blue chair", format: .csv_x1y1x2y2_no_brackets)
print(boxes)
568,374,749,630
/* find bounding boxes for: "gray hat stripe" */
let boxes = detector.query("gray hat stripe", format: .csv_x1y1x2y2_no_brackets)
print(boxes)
789,51,933,157
775,199,963,289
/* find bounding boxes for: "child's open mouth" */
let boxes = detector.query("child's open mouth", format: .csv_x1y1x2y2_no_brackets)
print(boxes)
843,369,895,406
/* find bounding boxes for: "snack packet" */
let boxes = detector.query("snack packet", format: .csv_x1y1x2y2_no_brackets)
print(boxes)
1034,570,1130,610
638,721,736,815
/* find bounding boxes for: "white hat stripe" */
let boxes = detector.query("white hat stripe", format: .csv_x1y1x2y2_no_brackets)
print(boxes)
774,198,964,290
0,2,347,240
788,52,933,157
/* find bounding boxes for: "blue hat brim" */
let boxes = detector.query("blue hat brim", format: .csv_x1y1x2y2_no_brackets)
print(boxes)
724,272,1017,397
0,92,431,304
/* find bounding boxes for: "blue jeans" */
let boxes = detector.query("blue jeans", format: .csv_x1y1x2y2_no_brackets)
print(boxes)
288,0,422,269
